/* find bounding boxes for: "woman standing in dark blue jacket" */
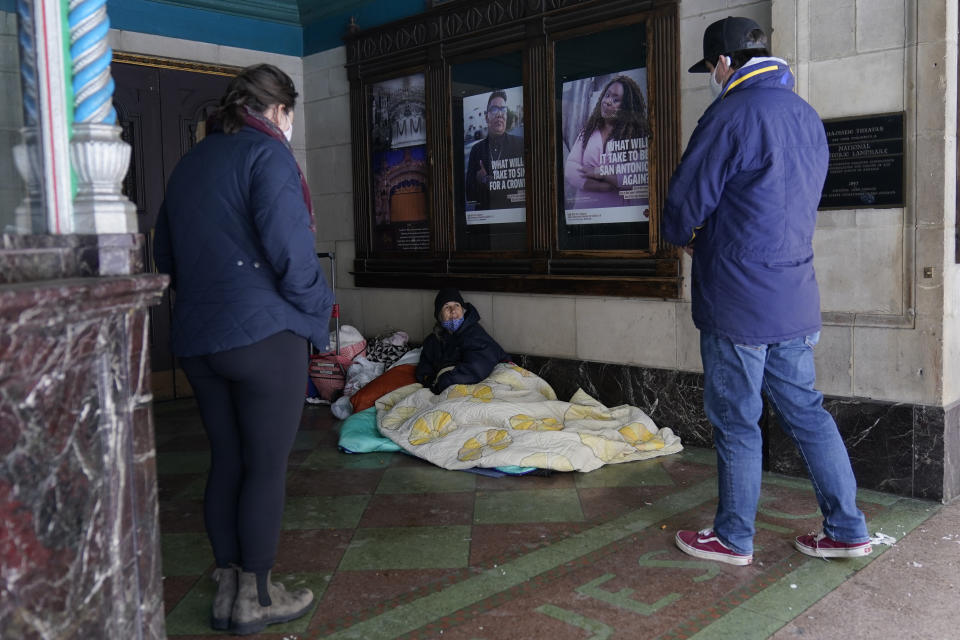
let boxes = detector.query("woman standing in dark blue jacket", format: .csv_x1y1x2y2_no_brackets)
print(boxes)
154,64,332,635
416,288,509,393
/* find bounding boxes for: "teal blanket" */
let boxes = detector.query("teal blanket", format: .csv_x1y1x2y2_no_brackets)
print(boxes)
338,407,536,475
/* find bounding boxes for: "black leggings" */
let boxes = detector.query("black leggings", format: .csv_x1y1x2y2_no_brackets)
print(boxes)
181,331,308,573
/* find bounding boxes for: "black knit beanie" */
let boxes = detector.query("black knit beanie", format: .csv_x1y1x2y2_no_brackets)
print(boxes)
434,287,465,320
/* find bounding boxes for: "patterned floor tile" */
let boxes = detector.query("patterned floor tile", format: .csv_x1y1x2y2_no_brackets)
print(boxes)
474,471,577,492
282,495,370,530
474,488,584,524
158,473,204,502
577,486,677,523
159,499,206,533
468,522,593,567
286,467,384,497
376,466,477,494
162,575,199,615
359,492,475,527
173,474,207,501
339,525,472,571
274,529,353,573
574,458,676,488
311,569,467,633
302,446,400,470
157,451,210,475
162,532,213,577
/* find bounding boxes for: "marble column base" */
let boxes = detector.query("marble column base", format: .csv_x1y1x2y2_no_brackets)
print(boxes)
0,234,168,638
514,354,958,502
0,233,144,283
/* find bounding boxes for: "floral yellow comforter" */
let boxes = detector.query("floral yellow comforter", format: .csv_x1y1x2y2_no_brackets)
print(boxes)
374,363,682,472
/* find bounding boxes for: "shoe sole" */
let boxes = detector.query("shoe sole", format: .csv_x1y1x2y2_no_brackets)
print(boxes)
794,542,872,558
211,616,229,631
231,601,314,636
675,534,753,566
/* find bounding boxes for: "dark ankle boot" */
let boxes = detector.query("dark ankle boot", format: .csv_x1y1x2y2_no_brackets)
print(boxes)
231,570,313,635
210,565,238,630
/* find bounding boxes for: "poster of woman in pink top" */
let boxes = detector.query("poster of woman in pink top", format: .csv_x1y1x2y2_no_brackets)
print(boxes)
562,69,650,225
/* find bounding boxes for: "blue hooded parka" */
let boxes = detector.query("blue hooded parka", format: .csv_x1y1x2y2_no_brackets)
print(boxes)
662,59,829,345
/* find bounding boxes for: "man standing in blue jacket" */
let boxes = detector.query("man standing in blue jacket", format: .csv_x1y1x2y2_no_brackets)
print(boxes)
664,17,872,566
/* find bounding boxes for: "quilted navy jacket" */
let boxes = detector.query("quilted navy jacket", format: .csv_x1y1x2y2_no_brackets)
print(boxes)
415,304,508,393
662,59,828,344
154,125,334,357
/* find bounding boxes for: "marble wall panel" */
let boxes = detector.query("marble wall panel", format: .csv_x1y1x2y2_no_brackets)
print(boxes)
855,0,907,52
419,290,437,340
917,0,949,45
852,325,938,404
575,298,678,369
814,325,853,396
333,239,355,290
675,303,702,373
809,0,856,60
306,94,351,146
332,287,366,336
462,291,494,338
766,398,915,496
810,49,905,118
493,295,577,358
359,288,427,339
942,402,960,501
0,242,168,638
312,192,353,242
913,404,947,500
915,40,949,134
814,209,903,315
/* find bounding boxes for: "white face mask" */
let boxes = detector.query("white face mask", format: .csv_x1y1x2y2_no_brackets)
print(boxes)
274,107,293,141
708,56,731,98
708,68,724,98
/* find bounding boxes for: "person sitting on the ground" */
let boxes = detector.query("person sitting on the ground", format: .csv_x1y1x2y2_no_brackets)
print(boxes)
416,288,508,394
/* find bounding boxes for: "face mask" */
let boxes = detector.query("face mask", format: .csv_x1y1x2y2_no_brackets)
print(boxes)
708,55,731,98
442,317,464,333
283,122,293,142
708,68,724,98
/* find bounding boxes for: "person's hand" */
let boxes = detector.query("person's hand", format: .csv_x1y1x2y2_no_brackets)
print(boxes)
476,160,489,185
431,371,453,394
578,165,601,181
580,166,616,191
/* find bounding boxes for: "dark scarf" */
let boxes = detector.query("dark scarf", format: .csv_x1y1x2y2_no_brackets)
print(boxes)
240,106,316,232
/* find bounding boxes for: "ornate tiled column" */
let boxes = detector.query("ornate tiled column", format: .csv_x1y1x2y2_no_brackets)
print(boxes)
69,0,137,234
11,0,46,234
1,0,168,638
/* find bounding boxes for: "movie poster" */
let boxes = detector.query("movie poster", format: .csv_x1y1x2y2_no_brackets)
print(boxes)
369,74,429,251
560,68,650,225
461,86,525,225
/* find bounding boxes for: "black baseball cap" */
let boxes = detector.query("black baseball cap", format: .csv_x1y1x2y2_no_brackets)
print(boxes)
688,16,764,73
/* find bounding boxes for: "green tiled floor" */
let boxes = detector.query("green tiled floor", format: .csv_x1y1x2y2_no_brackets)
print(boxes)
340,526,472,570
474,488,584,523
154,399,940,639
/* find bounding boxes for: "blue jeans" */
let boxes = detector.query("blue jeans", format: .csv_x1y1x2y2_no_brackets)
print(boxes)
700,331,869,555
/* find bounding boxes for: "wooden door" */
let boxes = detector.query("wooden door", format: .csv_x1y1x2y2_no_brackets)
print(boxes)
113,57,234,399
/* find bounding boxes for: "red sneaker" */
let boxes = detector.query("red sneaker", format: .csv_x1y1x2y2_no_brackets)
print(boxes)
675,529,753,566
794,531,872,558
